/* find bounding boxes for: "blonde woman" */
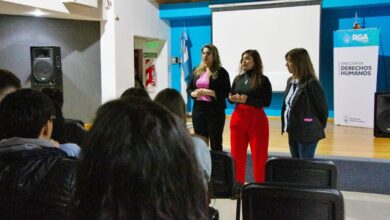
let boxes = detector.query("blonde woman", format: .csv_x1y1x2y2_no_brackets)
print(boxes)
187,44,231,151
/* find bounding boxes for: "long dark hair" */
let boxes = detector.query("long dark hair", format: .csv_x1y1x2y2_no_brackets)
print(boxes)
238,49,264,88
120,87,151,101
154,88,186,123
285,48,317,83
76,97,208,220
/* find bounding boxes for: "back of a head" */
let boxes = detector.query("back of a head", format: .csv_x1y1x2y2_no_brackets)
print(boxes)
0,69,21,102
0,89,55,139
120,87,151,101
41,87,64,109
77,97,208,220
154,88,186,123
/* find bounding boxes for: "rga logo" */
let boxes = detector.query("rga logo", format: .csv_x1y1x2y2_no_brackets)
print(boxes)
343,34,351,44
352,34,368,43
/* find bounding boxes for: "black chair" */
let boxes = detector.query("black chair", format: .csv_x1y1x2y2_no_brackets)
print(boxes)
265,158,338,189
209,150,240,220
242,183,345,220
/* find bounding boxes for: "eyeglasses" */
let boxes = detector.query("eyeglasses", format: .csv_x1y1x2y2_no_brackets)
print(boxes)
50,115,56,120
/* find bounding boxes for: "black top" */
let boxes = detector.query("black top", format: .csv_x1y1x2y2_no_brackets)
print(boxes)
187,67,231,110
231,72,272,108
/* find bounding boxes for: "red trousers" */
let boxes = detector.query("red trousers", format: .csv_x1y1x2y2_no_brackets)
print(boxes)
230,104,269,183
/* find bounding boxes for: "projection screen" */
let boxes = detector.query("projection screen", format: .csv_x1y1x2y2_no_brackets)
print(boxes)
211,0,321,91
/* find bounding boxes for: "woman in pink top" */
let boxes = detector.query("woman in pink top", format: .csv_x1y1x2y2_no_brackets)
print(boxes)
187,44,231,151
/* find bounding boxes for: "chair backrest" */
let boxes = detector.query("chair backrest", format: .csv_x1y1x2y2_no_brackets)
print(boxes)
242,183,344,220
266,158,338,189
210,150,236,198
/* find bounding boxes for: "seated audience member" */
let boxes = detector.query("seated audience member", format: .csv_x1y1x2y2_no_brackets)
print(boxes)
120,87,151,100
76,97,208,219
154,88,212,181
41,87,87,150
0,68,21,102
0,89,77,219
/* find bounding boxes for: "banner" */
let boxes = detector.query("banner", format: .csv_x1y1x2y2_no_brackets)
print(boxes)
334,28,380,128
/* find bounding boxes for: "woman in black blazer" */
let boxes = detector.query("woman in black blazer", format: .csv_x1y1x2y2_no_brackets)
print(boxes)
187,44,231,151
282,48,328,159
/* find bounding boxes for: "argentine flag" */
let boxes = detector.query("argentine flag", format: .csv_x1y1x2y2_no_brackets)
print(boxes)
180,30,192,103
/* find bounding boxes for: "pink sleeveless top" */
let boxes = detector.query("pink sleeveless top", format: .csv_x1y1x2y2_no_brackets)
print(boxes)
195,72,212,102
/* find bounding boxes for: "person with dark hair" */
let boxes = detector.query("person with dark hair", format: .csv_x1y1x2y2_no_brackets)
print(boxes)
76,97,208,220
0,68,21,102
0,89,77,219
41,87,87,151
41,87,64,108
282,48,328,159
187,44,231,151
154,88,211,181
229,49,272,184
121,87,151,100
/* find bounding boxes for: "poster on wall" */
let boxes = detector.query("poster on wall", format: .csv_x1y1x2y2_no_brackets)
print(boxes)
143,52,157,92
333,28,380,128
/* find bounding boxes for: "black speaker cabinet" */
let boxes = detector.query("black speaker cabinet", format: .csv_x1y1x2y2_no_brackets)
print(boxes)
374,92,390,137
30,46,63,89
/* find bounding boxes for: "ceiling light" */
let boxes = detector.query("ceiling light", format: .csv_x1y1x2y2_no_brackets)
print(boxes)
30,9,46,17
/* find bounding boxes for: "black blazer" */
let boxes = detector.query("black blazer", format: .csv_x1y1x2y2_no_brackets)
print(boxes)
187,67,231,110
281,77,328,143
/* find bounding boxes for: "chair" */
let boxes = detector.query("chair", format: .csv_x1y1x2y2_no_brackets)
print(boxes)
242,183,345,220
265,158,338,189
209,150,240,220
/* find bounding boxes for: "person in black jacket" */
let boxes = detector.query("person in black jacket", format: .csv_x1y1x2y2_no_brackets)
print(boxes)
187,44,231,151
282,48,328,159
0,89,77,219
229,49,272,183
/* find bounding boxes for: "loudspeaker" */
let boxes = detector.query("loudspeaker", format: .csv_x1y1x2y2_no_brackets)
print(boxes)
30,46,62,89
374,92,390,137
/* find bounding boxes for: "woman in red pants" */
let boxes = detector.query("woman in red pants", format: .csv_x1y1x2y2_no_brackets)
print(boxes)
229,50,272,183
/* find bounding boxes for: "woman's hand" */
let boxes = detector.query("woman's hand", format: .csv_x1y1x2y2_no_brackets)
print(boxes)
238,94,247,103
191,89,202,98
229,93,240,103
229,93,247,103
201,88,216,97
192,88,216,98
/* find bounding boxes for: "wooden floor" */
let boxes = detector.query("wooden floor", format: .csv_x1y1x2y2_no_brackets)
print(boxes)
213,117,390,159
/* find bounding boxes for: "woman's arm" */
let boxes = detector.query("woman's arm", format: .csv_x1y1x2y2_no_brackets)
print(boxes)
308,79,328,128
186,73,199,99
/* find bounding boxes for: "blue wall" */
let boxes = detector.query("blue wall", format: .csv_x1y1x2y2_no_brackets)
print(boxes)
161,0,390,117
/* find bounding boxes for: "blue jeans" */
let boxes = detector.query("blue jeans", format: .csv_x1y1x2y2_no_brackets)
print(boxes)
289,139,318,159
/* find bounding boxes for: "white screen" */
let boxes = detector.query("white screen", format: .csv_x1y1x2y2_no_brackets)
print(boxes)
212,1,321,91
